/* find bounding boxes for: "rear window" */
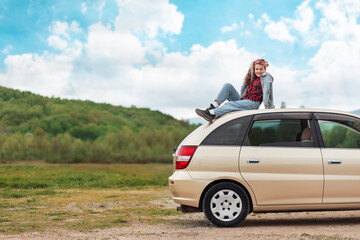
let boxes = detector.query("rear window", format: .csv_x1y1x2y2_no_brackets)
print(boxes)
315,113,360,148
319,120,360,148
201,116,251,146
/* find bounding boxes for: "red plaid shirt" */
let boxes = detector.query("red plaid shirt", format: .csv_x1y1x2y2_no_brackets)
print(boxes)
241,77,263,102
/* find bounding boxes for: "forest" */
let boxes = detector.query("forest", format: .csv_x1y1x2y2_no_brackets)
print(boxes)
0,86,198,163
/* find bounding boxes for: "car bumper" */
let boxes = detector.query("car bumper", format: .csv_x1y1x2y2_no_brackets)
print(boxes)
168,170,209,208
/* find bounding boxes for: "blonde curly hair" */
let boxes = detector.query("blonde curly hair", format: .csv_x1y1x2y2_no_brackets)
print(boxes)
243,58,269,86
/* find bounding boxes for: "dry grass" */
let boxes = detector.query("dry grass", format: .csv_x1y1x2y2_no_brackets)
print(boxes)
0,163,179,233
0,187,179,233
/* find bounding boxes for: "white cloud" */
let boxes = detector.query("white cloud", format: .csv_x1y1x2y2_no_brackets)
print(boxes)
97,0,106,20
47,20,83,53
114,0,184,37
49,21,71,39
85,23,146,67
221,21,250,36
262,14,296,42
292,0,360,111
49,21,81,38
261,0,360,46
291,0,314,34
144,39,166,61
316,0,360,41
261,0,317,44
221,23,239,33
271,66,305,108
70,21,81,33
2,45,13,54
47,35,68,50
81,2,87,14
2,53,74,97
300,39,360,111
68,66,143,108
256,0,360,111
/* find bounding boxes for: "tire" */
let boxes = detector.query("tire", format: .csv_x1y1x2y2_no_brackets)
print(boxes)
202,182,249,227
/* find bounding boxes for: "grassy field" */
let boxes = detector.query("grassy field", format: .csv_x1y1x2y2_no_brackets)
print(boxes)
0,162,180,233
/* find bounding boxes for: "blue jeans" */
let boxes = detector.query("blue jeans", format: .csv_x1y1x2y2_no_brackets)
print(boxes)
214,83,261,117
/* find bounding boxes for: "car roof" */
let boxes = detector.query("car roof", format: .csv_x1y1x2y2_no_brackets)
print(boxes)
180,108,359,146
215,108,359,124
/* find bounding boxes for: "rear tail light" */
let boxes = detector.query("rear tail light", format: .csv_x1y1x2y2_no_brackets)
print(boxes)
176,145,198,169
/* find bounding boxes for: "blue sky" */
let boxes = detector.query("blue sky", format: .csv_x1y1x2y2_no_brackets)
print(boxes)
0,0,359,119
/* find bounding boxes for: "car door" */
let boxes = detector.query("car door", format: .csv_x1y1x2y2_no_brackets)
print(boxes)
239,113,324,205
315,113,360,204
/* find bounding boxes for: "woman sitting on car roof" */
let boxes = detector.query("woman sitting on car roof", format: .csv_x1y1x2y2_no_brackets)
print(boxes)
195,58,275,122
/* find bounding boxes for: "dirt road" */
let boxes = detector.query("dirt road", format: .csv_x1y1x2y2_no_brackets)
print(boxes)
3,209,360,239
1,189,360,239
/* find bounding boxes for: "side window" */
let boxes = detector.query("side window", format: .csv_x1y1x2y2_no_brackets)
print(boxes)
201,116,251,146
318,120,360,148
246,119,314,147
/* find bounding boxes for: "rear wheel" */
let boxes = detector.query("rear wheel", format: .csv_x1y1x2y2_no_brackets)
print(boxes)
202,182,249,227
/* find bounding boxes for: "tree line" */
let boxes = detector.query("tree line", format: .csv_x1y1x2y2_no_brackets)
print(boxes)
0,86,198,163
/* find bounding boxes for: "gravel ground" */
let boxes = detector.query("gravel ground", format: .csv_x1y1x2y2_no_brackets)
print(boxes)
2,210,360,240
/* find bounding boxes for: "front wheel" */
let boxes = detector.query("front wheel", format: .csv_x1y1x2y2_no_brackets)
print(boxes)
202,182,249,227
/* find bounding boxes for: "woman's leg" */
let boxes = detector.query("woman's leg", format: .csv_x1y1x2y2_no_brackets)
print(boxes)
214,99,261,117
195,83,242,122
215,83,241,104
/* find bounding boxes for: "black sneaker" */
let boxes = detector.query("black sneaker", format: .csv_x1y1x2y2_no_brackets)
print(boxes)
208,103,216,110
195,108,215,122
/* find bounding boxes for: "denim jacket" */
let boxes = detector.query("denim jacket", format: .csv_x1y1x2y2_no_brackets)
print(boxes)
240,72,275,109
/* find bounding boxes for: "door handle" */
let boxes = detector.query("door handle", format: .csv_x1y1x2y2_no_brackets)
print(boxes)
328,159,342,164
247,159,260,164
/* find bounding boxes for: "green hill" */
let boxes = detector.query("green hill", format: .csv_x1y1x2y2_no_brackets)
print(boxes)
0,86,197,163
